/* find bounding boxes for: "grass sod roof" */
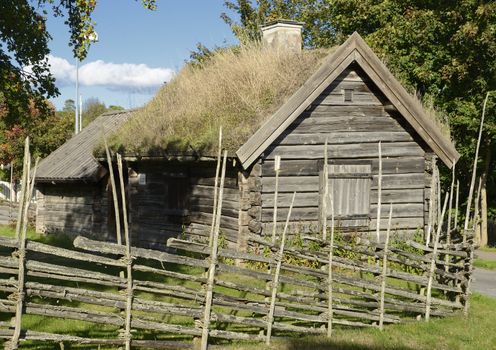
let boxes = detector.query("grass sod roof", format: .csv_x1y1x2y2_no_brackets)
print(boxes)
109,44,333,157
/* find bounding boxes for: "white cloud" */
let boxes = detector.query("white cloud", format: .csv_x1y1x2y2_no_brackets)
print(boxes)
47,54,175,92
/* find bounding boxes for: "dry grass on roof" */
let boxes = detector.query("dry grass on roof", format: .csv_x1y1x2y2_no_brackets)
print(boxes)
110,43,332,156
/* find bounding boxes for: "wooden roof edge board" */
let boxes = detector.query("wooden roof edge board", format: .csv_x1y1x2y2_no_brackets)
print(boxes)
235,32,359,167
236,31,459,170
351,34,459,168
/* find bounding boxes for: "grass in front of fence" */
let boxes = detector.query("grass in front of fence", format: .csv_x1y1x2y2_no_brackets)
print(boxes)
474,258,496,270
221,293,496,350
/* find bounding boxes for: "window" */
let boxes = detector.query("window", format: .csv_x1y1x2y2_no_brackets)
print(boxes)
344,88,353,102
321,163,371,228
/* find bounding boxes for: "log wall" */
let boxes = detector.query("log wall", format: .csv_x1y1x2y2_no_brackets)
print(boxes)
35,182,109,239
128,161,240,248
259,64,431,238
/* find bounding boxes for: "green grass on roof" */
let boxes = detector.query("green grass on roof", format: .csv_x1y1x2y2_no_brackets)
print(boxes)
110,44,332,156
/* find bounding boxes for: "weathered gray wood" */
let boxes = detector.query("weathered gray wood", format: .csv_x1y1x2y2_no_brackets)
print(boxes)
262,157,424,177
117,153,132,350
327,190,335,338
265,142,423,160
209,126,222,247
266,192,296,345
104,137,121,246
464,92,489,240
272,155,281,244
375,142,382,241
426,193,449,321
275,131,413,146
201,150,227,350
379,203,392,330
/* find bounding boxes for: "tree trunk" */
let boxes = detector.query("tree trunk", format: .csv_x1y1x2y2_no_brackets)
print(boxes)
480,142,492,247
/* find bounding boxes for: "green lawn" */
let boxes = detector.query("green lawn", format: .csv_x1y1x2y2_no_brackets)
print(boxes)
474,258,496,270
479,246,496,253
220,294,496,350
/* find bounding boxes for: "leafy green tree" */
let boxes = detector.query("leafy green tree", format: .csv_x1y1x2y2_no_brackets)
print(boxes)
0,0,156,179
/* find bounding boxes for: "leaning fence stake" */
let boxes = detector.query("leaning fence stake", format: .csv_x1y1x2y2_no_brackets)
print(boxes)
379,203,393,330
266,192,296,345
271,155,281,244
117,154,133,350
14,138,30,239
327,189,335,338
104,138,122,246
376,141,382,242
426,193,449,322
322,139,329,240
209,126,223,247
426,157,437,246
201,150,227,350
454,180,460,232
10,142,37,350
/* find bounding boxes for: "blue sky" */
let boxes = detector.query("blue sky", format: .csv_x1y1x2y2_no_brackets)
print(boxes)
47,1,238,110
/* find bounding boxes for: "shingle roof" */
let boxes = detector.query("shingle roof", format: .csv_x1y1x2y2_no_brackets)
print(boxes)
36,109,134,182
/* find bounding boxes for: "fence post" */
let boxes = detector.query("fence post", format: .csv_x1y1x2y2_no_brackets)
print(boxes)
117,154,133,350
104,138,122,246
209,127,222,247
266,192,296,345
10,140,37,350
379,203,393,330
375,141,382,242
463,241,475,316
322,139,328,241
425,193,449,321
271,155,281,244
200,150,227,350
327,190,335,338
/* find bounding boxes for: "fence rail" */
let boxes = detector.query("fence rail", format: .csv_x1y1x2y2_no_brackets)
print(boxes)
0,227,473,349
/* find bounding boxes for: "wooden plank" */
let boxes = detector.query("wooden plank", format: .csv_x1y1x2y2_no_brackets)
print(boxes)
261,203,424,222
261,174,425,193
262,157,424,177
275,131,413,146
265,142,424,160
288,116,403,133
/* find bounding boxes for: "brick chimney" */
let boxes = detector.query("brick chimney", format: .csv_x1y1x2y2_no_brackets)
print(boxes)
261,20,304,52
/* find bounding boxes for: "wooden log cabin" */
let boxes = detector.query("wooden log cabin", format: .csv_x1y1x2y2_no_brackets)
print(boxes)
35,23,459,249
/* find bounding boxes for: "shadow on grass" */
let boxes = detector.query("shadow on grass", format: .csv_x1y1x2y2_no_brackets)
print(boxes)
284,339,415,350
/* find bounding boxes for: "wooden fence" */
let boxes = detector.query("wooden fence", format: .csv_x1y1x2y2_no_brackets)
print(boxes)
0,227,473,349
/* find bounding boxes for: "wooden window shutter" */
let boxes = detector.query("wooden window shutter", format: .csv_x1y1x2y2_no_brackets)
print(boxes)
328,164,371,228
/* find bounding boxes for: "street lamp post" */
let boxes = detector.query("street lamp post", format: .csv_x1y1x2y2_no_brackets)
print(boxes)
74,31,98,135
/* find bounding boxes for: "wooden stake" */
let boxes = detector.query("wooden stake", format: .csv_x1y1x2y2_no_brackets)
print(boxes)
463,244,476,316
14,138,30,239
425,193,449,322
327,189,335,338
10,146,37,350
266,192,296,345
209,127,222,247
426,157,437,246
376,141,382,242
271,155,281,244
446,159,456,244
454,180,460,232
117,154,133,350
464,92,491,241
322,139,329,240
379,203,393,330
104,138,122,246
473,177,482,232
201,150,227,350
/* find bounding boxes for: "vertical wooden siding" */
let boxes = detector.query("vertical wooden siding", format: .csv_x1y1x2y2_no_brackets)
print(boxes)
260,64,428,236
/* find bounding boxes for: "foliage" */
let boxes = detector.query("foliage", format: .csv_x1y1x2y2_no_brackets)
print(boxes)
111,43,331,155
0,0,155,162
0,96,73,179
82,97,107,127
389,229,425,275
